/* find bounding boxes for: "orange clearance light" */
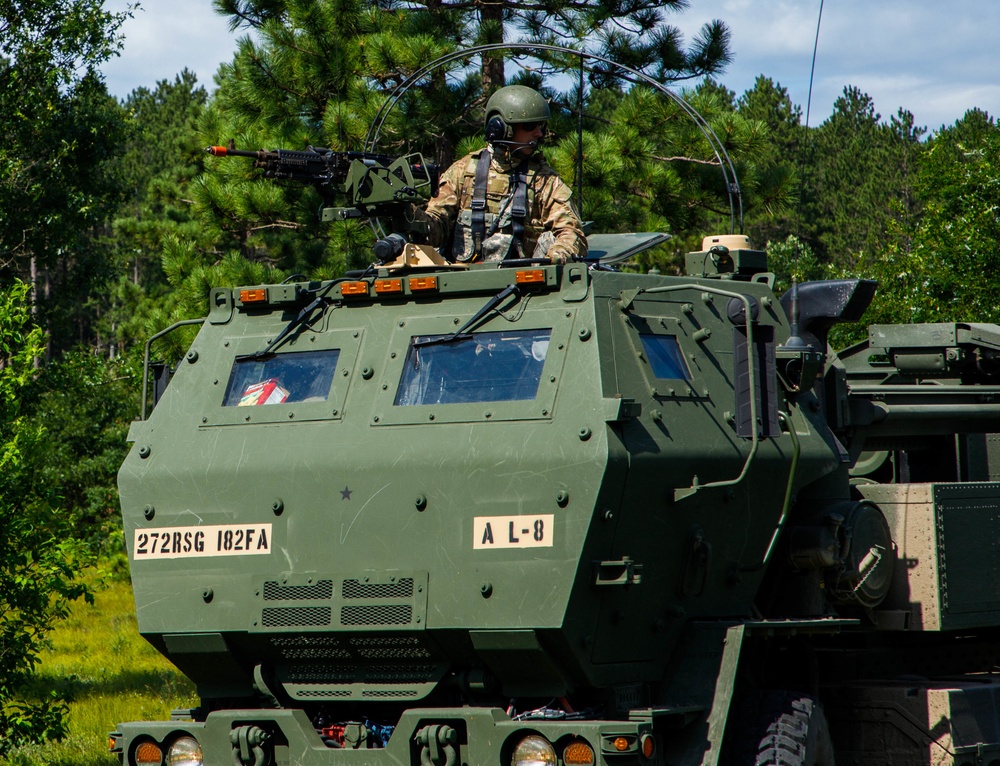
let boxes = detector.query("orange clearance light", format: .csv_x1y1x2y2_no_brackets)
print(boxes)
515,269,545,284
134,740,163,765
613,737,630,752
408,276,438,292
563,742,595,765
374,278,403,295
239,288,267,303
341,281,370,297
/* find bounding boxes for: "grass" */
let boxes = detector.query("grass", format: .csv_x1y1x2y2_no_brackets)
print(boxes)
1,576,197,766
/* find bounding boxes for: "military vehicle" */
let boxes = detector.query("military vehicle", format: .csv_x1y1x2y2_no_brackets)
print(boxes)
112,46,1000,766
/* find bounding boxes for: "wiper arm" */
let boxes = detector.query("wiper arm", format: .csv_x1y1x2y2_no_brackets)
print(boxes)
235,269,375,363
236,293,334,363
413,285,520,349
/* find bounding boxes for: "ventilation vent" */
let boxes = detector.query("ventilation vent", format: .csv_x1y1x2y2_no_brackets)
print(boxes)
287,665,358,683
364,664,438,682
262,606,331,627
296,690,351,698
278,646,352,660
264,580,334,601
341,605,412,626
362,689,419,699
343,578,414,599
353,643,431,659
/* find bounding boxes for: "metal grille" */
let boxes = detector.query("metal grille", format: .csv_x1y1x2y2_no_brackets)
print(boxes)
279,646,352,660
271,632,350,659
287,665,357,683
296,690,351,698
340,605,412,626
262,606,331,627
264,580,334,601
356,645,430,659
364,664,437,682
349,636,430,658
272,635,340,647
363,689,419,698
342,578,414,599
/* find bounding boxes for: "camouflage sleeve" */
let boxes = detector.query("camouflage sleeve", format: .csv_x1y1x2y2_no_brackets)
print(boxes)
535,175,588,263
417,157,467,249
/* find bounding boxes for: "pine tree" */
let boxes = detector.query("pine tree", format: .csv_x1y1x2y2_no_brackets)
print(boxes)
195,0,779,279
798,86,924,268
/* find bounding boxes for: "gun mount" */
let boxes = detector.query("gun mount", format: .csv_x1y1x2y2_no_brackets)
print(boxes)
206,141,439,239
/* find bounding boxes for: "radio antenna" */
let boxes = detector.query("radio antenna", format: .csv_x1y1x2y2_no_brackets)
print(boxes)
806,0,825,127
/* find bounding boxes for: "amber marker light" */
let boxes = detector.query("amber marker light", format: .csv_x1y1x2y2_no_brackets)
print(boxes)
408,276,438,292
515,269,545,285
374,278,403,295
239,288,267,304
563,741,595,766
134,739,163,765
341,281,370,297
613,738,630,752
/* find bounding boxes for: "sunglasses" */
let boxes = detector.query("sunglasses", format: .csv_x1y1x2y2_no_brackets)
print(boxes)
516,121,545,132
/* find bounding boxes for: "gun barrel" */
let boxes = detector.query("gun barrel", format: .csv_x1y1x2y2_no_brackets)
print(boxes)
205,145,267,160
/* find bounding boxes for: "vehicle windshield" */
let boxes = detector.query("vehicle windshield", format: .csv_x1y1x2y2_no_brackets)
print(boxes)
223,349,341,406
395,329,551,405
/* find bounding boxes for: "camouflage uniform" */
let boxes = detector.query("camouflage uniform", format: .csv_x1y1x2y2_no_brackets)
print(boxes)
422,149,587,263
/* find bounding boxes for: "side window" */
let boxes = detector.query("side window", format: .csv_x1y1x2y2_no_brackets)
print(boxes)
223,349,341,406
638,334,691,380
395,330,552,406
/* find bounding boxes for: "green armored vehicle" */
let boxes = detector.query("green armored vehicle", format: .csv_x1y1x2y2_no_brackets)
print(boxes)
112,50,1000,766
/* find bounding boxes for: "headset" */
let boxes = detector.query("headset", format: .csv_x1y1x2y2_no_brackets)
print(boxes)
485,114,512,143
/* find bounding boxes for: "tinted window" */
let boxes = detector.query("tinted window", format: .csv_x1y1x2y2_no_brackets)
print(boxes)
639,334,690,380
223,349,341,406
395,330,551,405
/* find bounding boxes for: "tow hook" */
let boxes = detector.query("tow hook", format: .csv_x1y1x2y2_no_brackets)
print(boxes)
415,724,458,766
231,725,270,766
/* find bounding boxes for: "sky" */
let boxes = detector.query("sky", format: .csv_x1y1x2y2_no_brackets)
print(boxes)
101,0,1000,133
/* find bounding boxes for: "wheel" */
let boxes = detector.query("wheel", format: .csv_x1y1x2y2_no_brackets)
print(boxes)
723,692,835,766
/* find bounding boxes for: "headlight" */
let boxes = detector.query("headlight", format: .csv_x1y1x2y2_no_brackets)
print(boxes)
166,736,204,766
512,735,557,766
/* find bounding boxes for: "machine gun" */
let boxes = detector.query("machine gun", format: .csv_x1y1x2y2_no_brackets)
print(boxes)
205,140,439,236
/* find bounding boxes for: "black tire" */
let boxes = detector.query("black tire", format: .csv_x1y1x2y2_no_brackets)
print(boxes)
724,692,835,766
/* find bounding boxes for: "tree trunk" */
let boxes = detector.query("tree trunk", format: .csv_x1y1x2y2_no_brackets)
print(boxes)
479,1,505,95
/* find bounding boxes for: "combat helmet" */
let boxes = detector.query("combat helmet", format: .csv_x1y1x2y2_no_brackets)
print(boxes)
484,85,551,142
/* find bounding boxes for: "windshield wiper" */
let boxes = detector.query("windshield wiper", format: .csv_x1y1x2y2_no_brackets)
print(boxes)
412,285,521,349
235,269,374,363
236,294,335,363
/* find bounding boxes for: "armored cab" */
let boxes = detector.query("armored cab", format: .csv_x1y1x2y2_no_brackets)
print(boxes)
113,225,1000,763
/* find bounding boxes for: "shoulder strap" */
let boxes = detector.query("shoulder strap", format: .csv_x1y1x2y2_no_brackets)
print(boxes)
470,149,491,258
506,158,532,259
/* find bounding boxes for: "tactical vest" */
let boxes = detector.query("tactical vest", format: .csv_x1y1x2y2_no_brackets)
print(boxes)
451,149,540,263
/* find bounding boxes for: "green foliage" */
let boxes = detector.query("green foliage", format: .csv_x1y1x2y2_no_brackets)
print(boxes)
0,283,93,754
22,352,140,553
855,110,1000,328
0,1,132,354
737,77,803,248
796,86,925,269
1,577,196,766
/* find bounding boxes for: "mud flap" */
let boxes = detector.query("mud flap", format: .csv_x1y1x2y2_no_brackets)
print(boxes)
657,623,745,766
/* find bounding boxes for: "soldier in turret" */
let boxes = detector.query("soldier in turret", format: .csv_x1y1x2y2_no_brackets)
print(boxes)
419,85,587,264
